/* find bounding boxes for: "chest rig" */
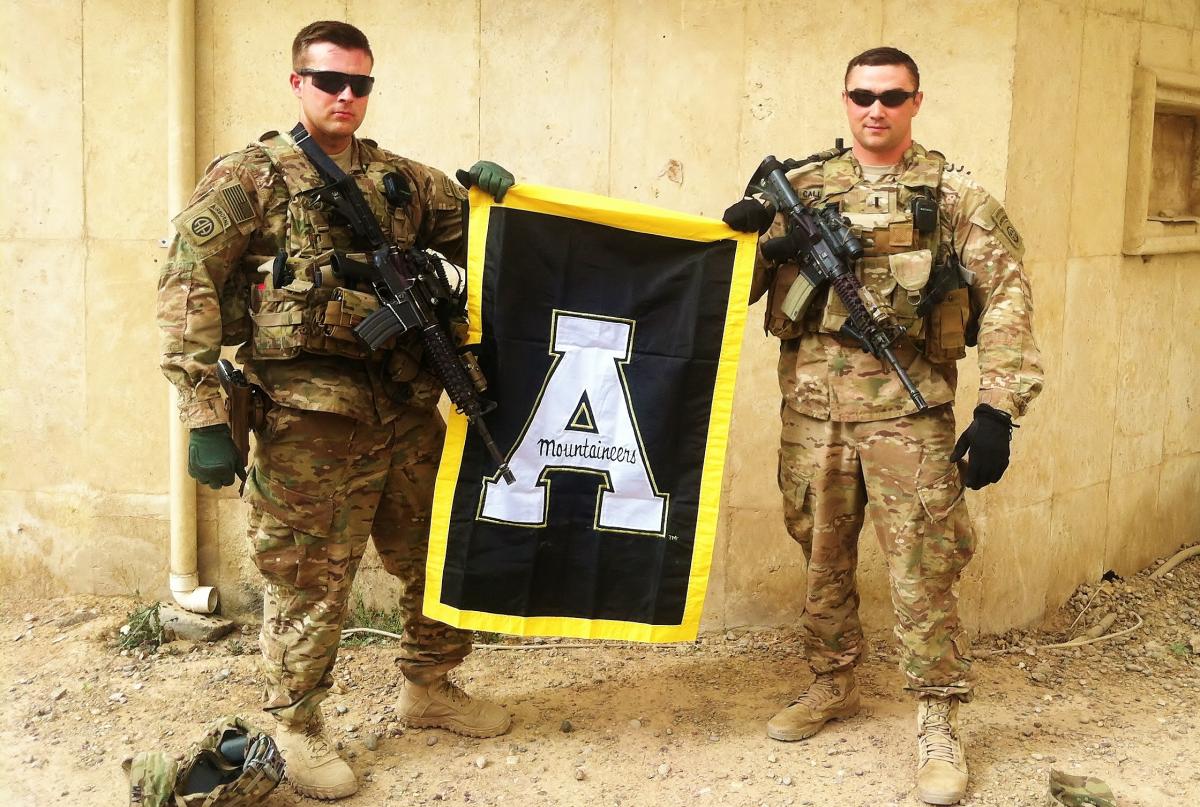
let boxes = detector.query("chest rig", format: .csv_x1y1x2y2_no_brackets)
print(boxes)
245,133,419,361
813,148,943,341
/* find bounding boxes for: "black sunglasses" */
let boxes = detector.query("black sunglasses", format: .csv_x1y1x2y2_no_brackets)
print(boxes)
297,69,375,97
846,88,918,108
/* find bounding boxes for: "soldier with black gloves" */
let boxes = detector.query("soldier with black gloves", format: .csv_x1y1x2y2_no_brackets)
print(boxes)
723,47,1042,806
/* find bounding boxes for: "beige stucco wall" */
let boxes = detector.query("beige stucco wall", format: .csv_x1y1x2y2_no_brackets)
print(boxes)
2,1,1197,637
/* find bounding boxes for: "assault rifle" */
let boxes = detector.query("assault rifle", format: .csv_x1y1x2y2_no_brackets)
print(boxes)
288,123,514,483
749,151,928,411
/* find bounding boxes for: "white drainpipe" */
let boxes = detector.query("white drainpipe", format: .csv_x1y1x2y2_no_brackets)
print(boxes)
166,0,217,614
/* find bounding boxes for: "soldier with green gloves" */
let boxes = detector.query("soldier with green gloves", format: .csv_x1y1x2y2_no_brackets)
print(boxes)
723,47,1043,805
159,20,514,801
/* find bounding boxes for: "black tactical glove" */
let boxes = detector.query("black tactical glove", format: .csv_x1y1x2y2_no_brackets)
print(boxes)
456,161,515,202
188,424,240,490
950,404,1016,490
721,198,774,234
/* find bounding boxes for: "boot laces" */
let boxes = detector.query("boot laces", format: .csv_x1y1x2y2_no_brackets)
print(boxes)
791,674,842,708
436,679,471,707
301,715,334,757
919,700,959,764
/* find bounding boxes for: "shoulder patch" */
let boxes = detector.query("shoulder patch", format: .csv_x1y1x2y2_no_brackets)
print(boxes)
218,180,256,224
444,174,468,202
969,196,1024,259
172,178,255,248
175,203,228,246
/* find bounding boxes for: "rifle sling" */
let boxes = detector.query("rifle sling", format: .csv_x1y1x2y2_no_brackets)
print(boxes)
288,122,387,250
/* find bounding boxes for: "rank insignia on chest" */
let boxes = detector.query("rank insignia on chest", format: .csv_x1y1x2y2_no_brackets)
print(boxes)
865,191,893,213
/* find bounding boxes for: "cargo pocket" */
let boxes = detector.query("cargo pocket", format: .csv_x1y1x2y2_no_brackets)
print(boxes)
915,461,974,578
777,449,812,511
916,464,965,523
244,466,337,590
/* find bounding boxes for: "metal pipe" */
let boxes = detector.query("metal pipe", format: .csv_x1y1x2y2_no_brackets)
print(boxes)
166,0,217,614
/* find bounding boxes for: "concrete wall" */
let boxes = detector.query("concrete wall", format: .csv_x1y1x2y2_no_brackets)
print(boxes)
1,1,1197,637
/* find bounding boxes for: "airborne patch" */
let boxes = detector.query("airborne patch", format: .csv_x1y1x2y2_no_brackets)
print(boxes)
175,203,227,247
970,197,1024,260
991,206,1023,259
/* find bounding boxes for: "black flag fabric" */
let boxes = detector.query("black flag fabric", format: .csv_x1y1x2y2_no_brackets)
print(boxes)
424,184,755,642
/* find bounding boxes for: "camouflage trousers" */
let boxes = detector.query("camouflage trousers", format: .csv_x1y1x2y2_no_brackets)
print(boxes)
778,403,975,698
243,404,472,724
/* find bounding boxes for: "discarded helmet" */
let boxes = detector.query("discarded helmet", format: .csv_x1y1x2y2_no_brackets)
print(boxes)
125,715,284,806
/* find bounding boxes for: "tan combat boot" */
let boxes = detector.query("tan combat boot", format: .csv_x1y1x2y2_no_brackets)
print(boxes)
273,709,357,801
915,695,968,805
399,676,511,738
767,669,860,741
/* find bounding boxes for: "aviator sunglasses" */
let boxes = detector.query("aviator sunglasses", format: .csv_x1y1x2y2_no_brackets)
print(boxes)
297,69,375,97
846,88,918,108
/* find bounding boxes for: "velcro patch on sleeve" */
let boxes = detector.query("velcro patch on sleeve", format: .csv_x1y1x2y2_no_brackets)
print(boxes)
969,196,1024,259
444,174,468,202
219,181,256,224
990,205,1023,258
175,203,229,246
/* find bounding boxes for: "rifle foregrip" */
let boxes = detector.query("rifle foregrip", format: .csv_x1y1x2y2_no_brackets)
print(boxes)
421,323,482,415
421,323,514,483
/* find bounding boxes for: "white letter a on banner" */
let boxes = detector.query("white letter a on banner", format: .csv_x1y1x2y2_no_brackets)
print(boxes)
479,312,668,535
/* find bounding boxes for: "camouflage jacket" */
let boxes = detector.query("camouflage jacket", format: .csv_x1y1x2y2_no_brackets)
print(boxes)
157,130,467,427
753,142,1043,422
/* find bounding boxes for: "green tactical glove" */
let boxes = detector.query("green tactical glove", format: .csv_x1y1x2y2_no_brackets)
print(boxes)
456,160,515,202
187,424,239,490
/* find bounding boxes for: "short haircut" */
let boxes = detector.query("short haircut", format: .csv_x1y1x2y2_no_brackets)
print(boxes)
292,20,373,70
844,47,920,90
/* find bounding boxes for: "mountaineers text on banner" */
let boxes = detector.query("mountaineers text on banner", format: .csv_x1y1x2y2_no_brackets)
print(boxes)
424,184,756,642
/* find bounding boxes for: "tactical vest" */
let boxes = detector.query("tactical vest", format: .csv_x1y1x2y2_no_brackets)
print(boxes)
245,132,419,362
766,148,969,364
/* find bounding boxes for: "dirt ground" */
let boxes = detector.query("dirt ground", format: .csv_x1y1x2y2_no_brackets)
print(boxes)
2,551,1198,807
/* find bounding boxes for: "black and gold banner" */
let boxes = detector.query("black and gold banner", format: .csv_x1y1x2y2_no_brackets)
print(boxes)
424,184,754,642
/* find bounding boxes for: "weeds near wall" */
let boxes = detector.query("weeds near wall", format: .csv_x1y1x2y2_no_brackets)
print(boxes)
117,602,164,652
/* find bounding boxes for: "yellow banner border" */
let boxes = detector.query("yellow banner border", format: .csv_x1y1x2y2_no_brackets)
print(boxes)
425,183,755,643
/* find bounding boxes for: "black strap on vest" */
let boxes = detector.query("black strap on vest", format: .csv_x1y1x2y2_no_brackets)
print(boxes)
288,122,385,249
285,123,515,483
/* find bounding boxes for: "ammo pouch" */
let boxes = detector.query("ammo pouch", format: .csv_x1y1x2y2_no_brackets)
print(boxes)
250,252,396,360
924,285,970,363
764,263,807,339
815,249,931,336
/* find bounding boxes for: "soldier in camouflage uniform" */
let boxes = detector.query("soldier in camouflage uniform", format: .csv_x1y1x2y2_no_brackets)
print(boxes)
158,21,515,801
723,47,1042,805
